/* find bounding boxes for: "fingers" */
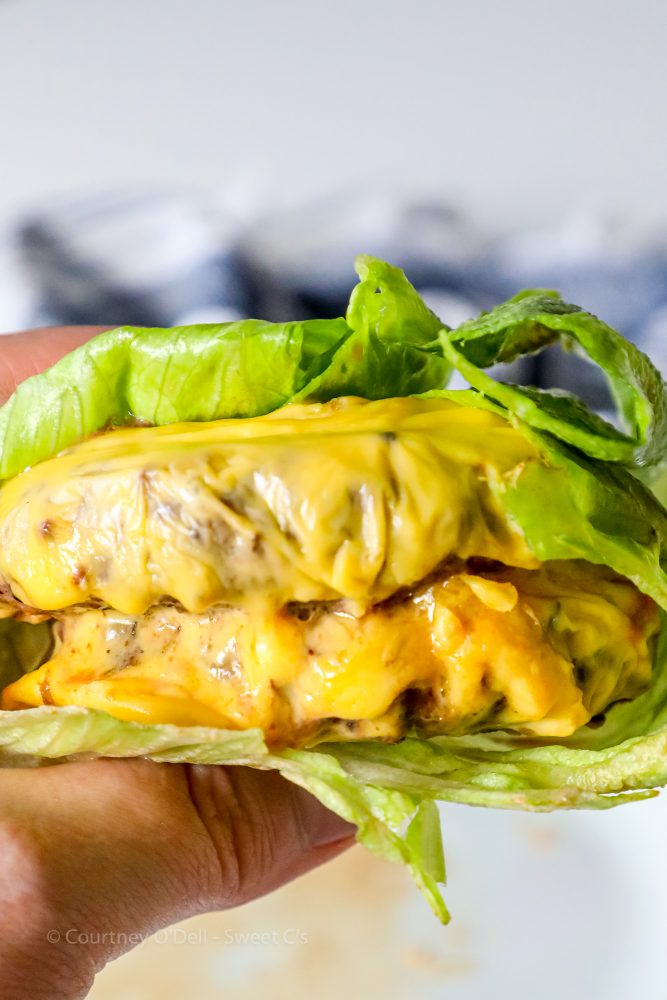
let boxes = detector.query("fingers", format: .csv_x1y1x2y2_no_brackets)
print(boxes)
185,765,356,908
0,326,110,402
0,756,355,999
0,757,214,999
0,324,359,995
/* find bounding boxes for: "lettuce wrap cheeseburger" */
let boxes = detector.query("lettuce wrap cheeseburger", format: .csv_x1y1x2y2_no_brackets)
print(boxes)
0,256,665,922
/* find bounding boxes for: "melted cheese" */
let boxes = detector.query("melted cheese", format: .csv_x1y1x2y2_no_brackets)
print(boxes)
0,397,658,744
3,563,658,744
0,397,539,614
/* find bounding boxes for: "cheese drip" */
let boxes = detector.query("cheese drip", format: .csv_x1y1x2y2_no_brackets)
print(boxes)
0,397,539,615
3,562,658,744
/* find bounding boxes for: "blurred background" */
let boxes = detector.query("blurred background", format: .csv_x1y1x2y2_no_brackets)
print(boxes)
2,0,667,229
2,0,667,997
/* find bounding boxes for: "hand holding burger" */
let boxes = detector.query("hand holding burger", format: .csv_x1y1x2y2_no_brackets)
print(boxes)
0,258,665,955
0,323,354,1000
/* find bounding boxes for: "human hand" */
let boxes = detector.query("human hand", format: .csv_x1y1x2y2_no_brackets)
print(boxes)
0,327,355,1000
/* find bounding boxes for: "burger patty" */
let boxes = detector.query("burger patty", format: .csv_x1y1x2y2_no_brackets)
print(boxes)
2,560,658,746
0,396,542,616
0,397,660,746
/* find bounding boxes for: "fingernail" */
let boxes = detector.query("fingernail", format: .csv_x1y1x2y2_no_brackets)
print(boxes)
296,788,357,849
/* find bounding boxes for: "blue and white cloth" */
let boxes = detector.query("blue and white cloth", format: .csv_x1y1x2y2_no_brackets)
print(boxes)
1,190,667,406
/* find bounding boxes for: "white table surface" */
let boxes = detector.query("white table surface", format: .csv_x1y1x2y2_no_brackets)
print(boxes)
90,789,667,999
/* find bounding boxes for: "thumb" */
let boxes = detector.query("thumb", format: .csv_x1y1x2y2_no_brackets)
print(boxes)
0,758,355,1000
185,764,356,908
0,325,110,401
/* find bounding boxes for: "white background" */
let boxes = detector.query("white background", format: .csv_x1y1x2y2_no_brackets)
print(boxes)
0,0,666,230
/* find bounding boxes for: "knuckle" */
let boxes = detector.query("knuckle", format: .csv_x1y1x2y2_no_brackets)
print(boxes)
0,815,50,908
186,765,312,908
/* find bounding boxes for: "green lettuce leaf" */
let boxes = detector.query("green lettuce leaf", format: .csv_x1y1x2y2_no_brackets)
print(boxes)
441,290,667,467
416,386,667,609
0,702,450,922
0,257,450,482
1,260,667,923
